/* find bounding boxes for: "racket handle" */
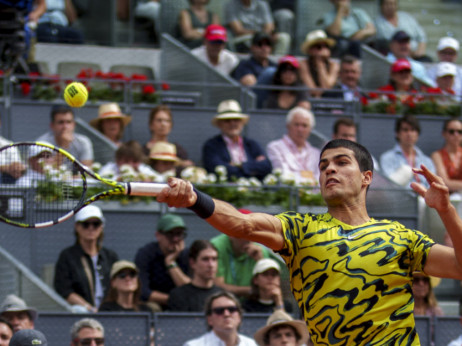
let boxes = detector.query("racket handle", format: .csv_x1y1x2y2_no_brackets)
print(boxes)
126,182,169,196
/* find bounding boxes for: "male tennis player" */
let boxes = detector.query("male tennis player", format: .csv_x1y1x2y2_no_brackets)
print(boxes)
157,139,462,345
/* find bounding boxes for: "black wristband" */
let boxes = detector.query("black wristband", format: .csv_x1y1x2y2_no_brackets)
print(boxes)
188,188,215,219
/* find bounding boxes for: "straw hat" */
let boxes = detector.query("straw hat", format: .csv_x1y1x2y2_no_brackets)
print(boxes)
301,29,336,54
254,310,309,346
90,103,131,128
149,142,179,162
212,100,249,127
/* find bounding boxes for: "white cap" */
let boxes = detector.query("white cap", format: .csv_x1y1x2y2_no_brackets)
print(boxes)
252,258,280,276
75,205,105,223
436,62,457,77
437,37,459,52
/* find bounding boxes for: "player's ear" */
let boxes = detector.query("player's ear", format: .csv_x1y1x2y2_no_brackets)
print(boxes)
362,170,373,187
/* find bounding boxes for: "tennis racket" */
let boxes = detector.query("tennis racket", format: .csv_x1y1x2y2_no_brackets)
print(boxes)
0,142,168,228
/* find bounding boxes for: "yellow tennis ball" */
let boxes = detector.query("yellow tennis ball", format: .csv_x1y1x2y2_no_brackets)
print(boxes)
64,82,88,108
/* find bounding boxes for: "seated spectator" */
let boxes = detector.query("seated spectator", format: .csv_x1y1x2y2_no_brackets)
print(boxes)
0,295,36,332
134,0,161,40
262,56,310,110
70,318,104,346
191,24,240,75
15,143,53,187
37,105,94,167
427,37,462,96
149,142,180,181
0,120,25,184
412,272,443,317
0,317,12,346
36,0,84,44
427,62,460,102
254,309,311,346
386,30,435,86
54,205,119,312
99,260,152,312
99,140,159,182
232,32,276,86
168,240,222,311
266,107,319,184
319,0,376,58
89,103,131,147
224,0,290,55
202,99,272,181
242,258,292,313
380,115,435,188
9,329,47,346
431,118,462,194
176,0,220,49
134,213,190,311
143,105,194,171
184,291,257,346
374,0,428,60
299,30,339,98
322,55,363,102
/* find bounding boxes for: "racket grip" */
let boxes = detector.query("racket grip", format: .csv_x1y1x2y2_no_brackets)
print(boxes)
126,182,169,196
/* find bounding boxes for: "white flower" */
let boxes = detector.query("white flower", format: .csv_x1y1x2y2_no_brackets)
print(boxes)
236,177,251,187
61,171,73,182
180,166,195,180
263,174,278,185
91,162,102,173
280,171,296,185
120,164,135,176
205,173,217,184
249,177,262,187
215,165,227,177
219,174,227,183
237,186,248,193
272,168,282,177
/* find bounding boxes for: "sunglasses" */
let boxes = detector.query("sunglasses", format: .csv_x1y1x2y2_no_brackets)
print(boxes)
312,43,329,50
209,40,225,45
79,220,103,229
116,270,137,279
413,277,430,284
256,41,272,47
75,337,104,346
446,129,462,135
160,230,187,240
212,306,239,315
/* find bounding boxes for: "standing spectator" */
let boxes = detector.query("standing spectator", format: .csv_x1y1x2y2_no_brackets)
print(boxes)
386,30,435,87
380,115,435,188
202,99,272,181
168,240,222,311
319,0,376,58
412,272,443,317
224,0,290,55
232,32,276,87
427,37,462,96
0,295,36,333
99,260,152,312
191,24,240,75
299,30,339,98
242,258,292,313
54,205,119,312
177,0,220,49
134,213,190,310
37,105,94,167
266,107,319,183
184,291,257,346
254,310,311,346
0,318,12,346
9,329,47,346
89,103,131,147
374,0,428,60
70,318,105,346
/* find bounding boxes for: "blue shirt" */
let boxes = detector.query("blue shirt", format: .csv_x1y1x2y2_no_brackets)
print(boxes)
321,7,372,38
232,57,276,82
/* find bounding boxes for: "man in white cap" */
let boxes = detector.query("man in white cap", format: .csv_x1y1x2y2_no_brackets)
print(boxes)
0,295,36,333
427,36,462,96
433,62,459,101
202,99,272,181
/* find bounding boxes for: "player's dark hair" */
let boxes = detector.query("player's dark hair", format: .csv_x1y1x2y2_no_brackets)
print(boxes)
50,105,74,122
189,239,217,261
321,139,373,174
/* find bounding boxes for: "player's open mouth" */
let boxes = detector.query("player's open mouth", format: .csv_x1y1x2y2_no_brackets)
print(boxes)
325,178,339,187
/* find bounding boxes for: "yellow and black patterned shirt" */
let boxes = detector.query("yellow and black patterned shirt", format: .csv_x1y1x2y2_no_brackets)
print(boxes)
275,211,435,346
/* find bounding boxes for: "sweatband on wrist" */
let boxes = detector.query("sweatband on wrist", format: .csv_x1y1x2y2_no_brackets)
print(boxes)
188,188,215,219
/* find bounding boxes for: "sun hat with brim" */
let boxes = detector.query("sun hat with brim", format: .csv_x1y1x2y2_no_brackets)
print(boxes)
149,142,179,162
9,329,48,346
110,260,138,278
301,29,335,54
0,294,37,322
90,102,132,128
254,310,309,346
212,99,249,127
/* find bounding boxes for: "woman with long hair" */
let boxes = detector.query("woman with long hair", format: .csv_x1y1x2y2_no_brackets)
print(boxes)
412,272,443,317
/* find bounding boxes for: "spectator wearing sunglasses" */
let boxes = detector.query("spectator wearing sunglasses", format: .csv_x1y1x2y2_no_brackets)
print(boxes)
184,291,257,346
412,272,443,317
70,318,105,346
134,213,190,311
54,206,119,313
98,261,152,313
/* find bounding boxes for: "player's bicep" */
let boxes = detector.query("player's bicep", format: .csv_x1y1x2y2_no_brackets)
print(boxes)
424,244,462,280
249,213,285,251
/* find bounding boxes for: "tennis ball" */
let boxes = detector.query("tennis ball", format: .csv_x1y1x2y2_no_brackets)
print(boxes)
64,82,88,108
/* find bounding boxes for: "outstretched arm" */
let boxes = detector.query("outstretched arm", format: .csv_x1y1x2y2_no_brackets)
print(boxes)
157,178,285,251
411,165,462,280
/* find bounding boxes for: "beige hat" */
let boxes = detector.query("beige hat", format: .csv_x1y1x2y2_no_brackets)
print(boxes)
90,103,132,128
254,310,310,346
0,294,37,322
301,29,336,54
212,100,249,127
110,260,138,278
149,142,179,161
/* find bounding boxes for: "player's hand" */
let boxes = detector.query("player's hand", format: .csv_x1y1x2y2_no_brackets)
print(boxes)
411,165,451,213
157,177,197,208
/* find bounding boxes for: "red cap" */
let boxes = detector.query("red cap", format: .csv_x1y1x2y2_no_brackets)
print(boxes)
278,55,300,69
204,24,227,42
391,59,412,73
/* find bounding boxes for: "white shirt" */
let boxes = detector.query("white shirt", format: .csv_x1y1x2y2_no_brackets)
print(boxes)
447,334,462,346
191,46,240,75
184,330,257,346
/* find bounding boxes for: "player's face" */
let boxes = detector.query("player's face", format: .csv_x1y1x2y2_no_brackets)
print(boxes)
191,248,218,281
51,112,75,136
150,111,172,137
319,148,371,206
396,122,419,148
334,124,357,142
207,297,241,333
217,119,245,140
267,325,298,346
287,113,311,146
0,322,12,346
1,311,33,332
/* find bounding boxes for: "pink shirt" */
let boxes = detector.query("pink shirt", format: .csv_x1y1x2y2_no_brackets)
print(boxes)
223,135,247,165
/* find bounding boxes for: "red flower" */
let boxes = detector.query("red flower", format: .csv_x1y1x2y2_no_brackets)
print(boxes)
142,85,155,94
368,92,378,99
21,82,31,96
0,70,4,76
48,74,60,84
131,74,147,81
95,70,106,79
360,96,368,106
161,83,170,91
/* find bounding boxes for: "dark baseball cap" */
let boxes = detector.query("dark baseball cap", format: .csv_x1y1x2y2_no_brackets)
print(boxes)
252,32,273,46
391,30,410,42
9,329,47,346
157,214,186,232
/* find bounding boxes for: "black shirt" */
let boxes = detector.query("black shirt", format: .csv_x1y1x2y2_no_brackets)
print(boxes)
167,283,223,312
